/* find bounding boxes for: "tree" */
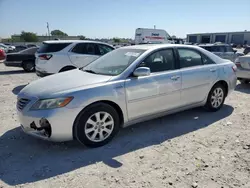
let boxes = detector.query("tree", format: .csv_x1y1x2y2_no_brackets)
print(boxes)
51,30,68,36
78,35,86,40
20,31,38,42
113,38,120,43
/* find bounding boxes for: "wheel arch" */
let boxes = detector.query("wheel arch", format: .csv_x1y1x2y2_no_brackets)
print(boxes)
72,100,124,139
212,80,229,97
59,65,76,72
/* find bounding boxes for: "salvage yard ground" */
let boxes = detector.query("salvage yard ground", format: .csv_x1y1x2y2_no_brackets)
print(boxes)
0,64,250,188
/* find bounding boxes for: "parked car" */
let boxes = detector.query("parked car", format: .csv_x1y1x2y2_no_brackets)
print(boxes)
4,47,38,72
243,46,250,55
0,44,9,53
3,43,16,51
0,49,6,62
235,55,250,83
35,40,115,77
14,45,28,52
199,43,244,62
26,44,39,48
17,44,237,147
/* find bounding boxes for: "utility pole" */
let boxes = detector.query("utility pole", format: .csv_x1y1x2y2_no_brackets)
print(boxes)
47,22,50,40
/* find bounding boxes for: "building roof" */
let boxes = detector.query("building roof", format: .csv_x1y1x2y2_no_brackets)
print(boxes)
187,31,250,35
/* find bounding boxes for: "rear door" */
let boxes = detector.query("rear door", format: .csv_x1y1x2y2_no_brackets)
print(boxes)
68,43,100,67
177,48,218,106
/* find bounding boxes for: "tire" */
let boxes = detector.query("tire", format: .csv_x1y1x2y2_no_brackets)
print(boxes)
74,103,120,147
22,61,35,72
240,79,249,84
205,84,226,112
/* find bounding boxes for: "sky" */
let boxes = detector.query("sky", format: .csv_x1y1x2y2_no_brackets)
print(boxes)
0,0,250,39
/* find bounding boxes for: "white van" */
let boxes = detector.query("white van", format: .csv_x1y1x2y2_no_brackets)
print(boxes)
135,28,174,45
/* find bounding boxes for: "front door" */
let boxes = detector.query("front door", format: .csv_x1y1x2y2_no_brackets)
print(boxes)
68,43,100,68
177,48,218,106
125,48,181,120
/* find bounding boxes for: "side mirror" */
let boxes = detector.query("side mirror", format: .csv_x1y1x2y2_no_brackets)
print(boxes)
233,49,237,53
133,67,150,77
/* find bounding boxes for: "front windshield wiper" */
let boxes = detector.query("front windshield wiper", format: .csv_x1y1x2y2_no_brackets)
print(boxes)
82,69,97,74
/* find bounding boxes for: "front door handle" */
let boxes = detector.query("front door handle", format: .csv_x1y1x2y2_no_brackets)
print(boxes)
210,68,216,72
170,75,180,81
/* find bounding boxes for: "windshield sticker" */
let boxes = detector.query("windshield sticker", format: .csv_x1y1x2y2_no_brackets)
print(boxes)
125,52,140,57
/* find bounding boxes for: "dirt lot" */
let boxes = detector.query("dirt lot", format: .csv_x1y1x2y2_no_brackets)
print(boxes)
0,64,250,188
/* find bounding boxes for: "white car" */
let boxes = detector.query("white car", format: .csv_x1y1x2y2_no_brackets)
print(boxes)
35,40,114,77
235,55,250,83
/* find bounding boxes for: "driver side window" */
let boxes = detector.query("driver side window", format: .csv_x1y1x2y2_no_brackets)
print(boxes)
140,49,175,73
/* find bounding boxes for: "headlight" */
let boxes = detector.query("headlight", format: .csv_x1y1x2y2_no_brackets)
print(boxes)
31,97,73,110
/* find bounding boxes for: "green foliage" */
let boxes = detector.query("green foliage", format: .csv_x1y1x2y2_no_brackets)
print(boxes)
20,31,38,42
51,30,68,36
78,35,86,40
113,38,121,43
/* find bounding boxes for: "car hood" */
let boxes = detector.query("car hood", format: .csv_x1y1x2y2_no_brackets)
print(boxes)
19,69,112,97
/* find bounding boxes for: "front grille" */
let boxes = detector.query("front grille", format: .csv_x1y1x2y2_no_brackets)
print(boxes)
17,98,30,111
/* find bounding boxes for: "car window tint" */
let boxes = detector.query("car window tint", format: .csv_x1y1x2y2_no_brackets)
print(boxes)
37,43,71,53
140,49,175,73
21,47,38,54
72,43,98,55
178,49,203,68
97,44,114,55
225,46,233,52
201,53,215,65
212,46,225,52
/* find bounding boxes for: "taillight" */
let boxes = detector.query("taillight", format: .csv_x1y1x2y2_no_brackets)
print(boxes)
39,54,52,60
235,62,241,68
232,65,237,73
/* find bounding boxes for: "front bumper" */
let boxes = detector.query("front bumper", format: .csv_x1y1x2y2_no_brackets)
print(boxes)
36,70,53,77
17,100,82,142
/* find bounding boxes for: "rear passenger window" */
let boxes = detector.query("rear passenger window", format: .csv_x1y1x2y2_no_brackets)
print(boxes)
201,54,215,65
37,43,71,53
211,46,225,52
97,44,114,55
71,43,98,55
178,49,203,68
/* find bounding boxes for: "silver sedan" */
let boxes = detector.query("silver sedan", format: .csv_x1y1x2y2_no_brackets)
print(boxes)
17,44,237,147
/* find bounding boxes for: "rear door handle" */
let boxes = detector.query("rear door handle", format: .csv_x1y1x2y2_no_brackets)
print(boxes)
210,68,216,72
170,75,180,81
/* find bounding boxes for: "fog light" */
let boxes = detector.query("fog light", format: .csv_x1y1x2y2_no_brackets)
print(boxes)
39,118,52,137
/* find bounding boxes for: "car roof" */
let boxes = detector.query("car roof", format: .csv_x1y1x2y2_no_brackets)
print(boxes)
121,44,203,50
43,40,113,46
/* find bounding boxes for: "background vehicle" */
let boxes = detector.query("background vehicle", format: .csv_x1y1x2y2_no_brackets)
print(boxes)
243,46,250,55
4,47,38,72
0,44,9,53
135,28,174,44
199,43,244,62
0,49,6,62
17,44,236,147
35,40,115,77
14,45,28,52
235,55,250,83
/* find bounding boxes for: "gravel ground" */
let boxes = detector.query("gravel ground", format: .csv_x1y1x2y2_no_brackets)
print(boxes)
0,64,250,188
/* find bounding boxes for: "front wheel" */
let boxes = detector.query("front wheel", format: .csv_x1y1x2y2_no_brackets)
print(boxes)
22,61,35,72
205,84,226,112
74,103,120,147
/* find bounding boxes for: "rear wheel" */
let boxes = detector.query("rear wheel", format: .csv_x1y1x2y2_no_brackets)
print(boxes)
74,103,120,147
205,84,226,112
22,61,35,72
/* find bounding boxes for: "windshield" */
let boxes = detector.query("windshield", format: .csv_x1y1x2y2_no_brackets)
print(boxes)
82,48,145,76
